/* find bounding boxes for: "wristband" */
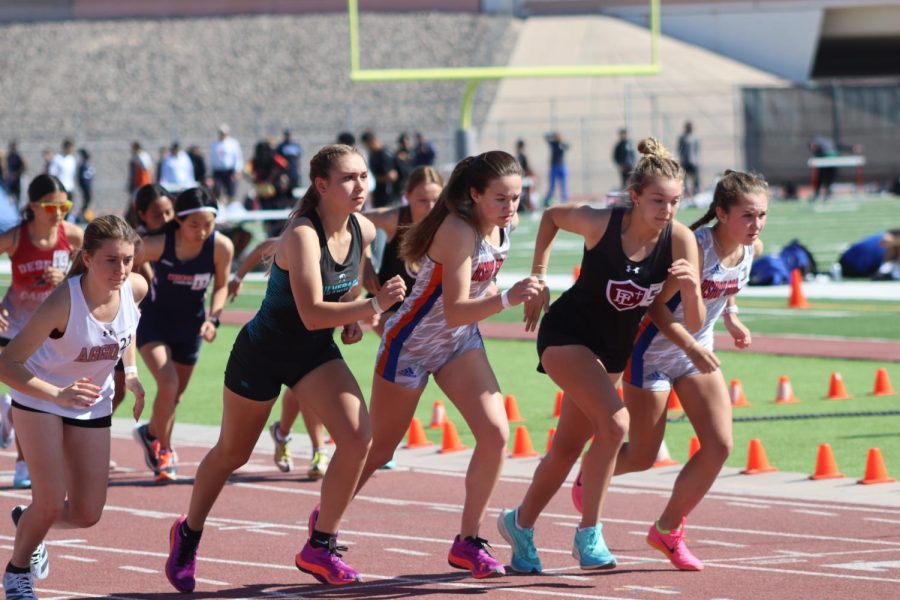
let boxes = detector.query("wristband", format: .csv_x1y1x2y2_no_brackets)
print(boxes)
530,272,546,283
231,273,243,284
500,289,511,309
724,305,739,315
370,296,385,314
208,316,221,328
123,366,138,375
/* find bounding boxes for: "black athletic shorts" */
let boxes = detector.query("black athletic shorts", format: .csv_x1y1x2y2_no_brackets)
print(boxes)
0,337,8,347
12,400,112,428
137,310,203,366
536,311,629,375
224,325,343,401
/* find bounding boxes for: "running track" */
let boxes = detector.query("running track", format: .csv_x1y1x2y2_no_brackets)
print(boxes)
3,435,900,599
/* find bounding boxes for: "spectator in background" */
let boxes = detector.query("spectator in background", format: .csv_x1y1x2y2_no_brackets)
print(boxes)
160,142,196,193
5,142,26,206
276,129,302,193
210,123,244,205
48,139,78,200
394,132,414,200
516,139,535,213
156,146,169,184
128,141,154,196
612,128,636,189
413,131,436,167
808,134,838,201
543,131,569,207
77,148,95,219
248,139,290,237
678,122,700,199
187,145,207,186
40,149,53,174
361,131,397,209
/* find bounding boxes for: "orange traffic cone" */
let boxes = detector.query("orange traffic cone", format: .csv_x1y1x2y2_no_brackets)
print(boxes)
429,400,447,429
871,368,897,397
553,391,563,418
510,426,539,458
505,394,524,423
652,440,679,468
730,378,751,407
546,427,556,454
741,438,778,474
667,388,684,412
440,420,468,453
825,372,852,400
775,375,799,404
810,443,844,480
404,417,433,449
858,448,896,484
688,436,701,460
573,265,581,281
788,268,810,309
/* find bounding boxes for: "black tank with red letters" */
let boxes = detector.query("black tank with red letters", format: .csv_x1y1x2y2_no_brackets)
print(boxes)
537,205,672,373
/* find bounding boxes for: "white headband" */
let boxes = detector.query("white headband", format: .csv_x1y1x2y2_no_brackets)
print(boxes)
177,206,218,218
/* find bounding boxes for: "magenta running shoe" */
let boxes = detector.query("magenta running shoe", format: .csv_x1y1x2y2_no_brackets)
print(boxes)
646,518,703,571
572,468,584,514
295,537,361,585
165,515,200,593
448,535,505,579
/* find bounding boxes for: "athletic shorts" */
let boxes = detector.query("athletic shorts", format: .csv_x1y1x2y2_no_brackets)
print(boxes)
137,310,203,366
536,312,628,374
12,400,111,428
625,350,701,392
376,325,485,389
224,325,342,401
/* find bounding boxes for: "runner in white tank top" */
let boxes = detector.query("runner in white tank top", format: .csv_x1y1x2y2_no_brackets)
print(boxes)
610,171,769,573
0,216,147,599
627,225,755,391
357,152,541,580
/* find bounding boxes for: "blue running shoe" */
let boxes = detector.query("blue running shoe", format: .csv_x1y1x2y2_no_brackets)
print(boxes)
13,461,30,490
573,523,617,570
496,508,542,574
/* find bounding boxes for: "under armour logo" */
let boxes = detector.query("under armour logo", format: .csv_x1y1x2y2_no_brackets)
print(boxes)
625,265,641,274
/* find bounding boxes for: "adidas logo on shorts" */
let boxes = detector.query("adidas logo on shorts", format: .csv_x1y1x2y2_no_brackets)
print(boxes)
648,371,667,381
398,367,417,378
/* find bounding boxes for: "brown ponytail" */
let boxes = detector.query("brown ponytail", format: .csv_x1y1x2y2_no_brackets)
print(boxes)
690,169,769,230
401,151,521,264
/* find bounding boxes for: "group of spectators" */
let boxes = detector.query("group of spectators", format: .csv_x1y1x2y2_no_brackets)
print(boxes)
355,131,437,209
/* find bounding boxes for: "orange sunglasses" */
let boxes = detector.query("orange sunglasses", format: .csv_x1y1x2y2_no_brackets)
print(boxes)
38,201,73,215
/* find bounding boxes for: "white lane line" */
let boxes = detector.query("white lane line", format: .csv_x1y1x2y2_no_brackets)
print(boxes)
695,540,747,548
195,576,230,586
248,528,288,536
59,554,97,563
119,565,157,574
385,548,430,557
618,586,680,595
726,502,771,509
866,518,900,525
792,509,837,517
36,591,139,600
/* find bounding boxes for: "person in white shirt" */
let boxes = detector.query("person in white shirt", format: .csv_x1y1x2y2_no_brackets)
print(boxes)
48,139,78,200
209,124,243,204
159,143,196,193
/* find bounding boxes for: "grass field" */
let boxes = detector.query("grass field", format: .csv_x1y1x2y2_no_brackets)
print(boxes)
131,325,900,478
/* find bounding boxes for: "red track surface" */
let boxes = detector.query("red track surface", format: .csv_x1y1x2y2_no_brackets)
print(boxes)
4,435,900,599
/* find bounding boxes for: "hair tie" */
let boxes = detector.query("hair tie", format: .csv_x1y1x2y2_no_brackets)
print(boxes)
177,206,218,218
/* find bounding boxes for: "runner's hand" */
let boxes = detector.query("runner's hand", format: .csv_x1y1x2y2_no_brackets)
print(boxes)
524,285,550,333
200,320,217,342
41,266,65,287
724,314,752,349
227,278,243,302
57,377,102,409
375,275,405,311
341,321,363,345
125,374,145,421
668,258,699,292
685,343,720,374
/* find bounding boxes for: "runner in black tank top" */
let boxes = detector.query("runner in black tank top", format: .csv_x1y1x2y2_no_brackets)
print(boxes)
132,187,233,484
378,204,415,297
164,145,407,591
497,139,704,576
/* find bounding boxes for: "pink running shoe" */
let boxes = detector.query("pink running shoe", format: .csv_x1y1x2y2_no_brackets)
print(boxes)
572,469,584,514
308,505,320,538
165,515,200,593
295,538,361,585
448,535,506,579
646,518,703,571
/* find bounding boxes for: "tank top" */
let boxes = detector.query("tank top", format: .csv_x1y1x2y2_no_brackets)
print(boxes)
380,224,509,353
248,210,362,349
638,226,754,356
547,205,672,358
11,276,140,420
141,226,216,325
378,205,417,291
1,222,72,338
